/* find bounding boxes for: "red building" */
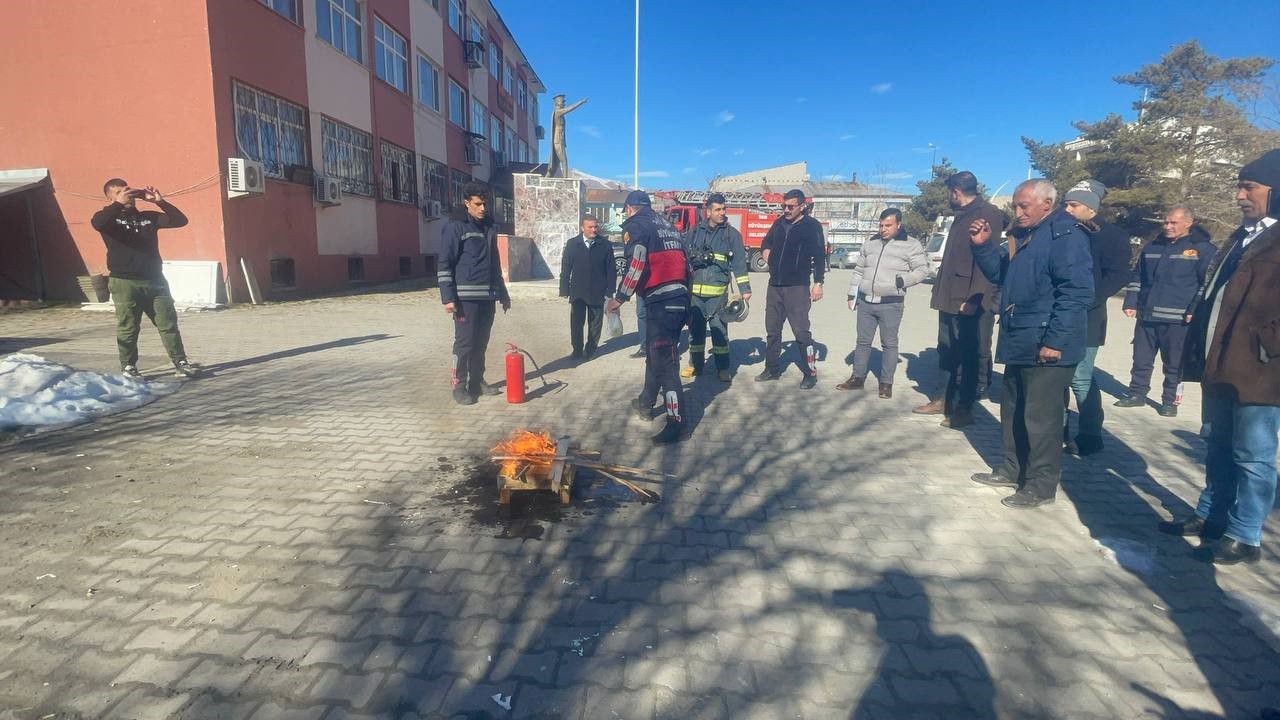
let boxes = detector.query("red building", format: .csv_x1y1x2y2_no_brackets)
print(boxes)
0,0,544,302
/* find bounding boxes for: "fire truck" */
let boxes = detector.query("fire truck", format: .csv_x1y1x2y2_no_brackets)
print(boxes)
653,190,827,272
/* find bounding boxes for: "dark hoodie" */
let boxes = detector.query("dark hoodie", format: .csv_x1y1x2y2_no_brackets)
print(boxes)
1123,225,1214,324
438,205,509,305
90,200,188,280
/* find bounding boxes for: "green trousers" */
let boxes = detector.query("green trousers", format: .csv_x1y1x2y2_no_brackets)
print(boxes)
108,276,188,368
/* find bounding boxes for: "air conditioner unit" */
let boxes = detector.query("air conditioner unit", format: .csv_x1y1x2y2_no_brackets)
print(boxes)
314,175,343,205
464,144,481,165
463,41,484,68
493,151,507,167
422,200,444,220
227,157,266,197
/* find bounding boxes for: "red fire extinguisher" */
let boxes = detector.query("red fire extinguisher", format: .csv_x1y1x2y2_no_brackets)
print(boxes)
505,342,526,404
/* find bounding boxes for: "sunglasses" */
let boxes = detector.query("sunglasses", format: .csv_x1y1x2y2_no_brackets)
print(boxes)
783,203,800,210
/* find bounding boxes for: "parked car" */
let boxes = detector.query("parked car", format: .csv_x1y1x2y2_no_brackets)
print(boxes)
830,241,863,269
925,232,946,280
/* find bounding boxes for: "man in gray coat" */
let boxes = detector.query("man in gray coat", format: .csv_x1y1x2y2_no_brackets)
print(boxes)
837,208,929,398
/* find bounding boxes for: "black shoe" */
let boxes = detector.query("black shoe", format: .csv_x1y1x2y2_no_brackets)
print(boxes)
1114,394,1146,408
1158,403,1178,417
755,369,781,382
629,348,646,358
1001,491,1055,509
1196,537,1261,565
878,383,892,399
452,388,476,406
1158,516,1206,537
972,472,1018,488
1063,439,1081,456
651,421,687,445
570,349,583,359
471,382,503,397
1073,436,1104,456
799,374,817,390
630,398,653,421
942,411,974,429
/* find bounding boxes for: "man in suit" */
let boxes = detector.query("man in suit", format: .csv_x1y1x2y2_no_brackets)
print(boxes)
559,215,617,360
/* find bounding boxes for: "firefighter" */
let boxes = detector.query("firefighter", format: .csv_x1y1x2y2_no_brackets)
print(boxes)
439,182,510,405
606,190,692,444
680,193,752,382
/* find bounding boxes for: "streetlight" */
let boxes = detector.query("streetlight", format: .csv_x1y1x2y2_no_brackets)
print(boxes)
928,142,937,169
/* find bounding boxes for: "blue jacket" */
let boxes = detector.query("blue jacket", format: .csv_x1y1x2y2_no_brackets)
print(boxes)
439,207,509,305
1123,225,1214,324
972,209,1094,366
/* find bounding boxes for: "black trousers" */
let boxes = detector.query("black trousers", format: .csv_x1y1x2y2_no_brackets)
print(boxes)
570,299,604,356
937,309,994,414
687,294,729,372
1000,364,1076,499
764,284,815,375
641,297,689,423
452,300,495,394
1128,321,1188,405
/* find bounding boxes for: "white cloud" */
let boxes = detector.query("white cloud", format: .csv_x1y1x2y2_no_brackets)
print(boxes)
580,125,601,138
714,110,735,126
733,148,744,156
879,171,913,180
683,166,697,174
839,134,855,141
694,148,717,157
869,82,893,94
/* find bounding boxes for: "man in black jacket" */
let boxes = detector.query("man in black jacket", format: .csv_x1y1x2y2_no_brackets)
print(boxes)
916,172,1008,427
90,178,199,379
1115,205,1214,416
439,183,511,405
1061,180,1132,455
559,215,616,360
757,189,825,389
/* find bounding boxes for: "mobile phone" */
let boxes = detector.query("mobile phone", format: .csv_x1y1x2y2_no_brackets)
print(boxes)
127,189,148,198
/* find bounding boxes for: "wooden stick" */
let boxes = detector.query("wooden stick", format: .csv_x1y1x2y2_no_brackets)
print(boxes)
598,470,659,501
567,458,677,479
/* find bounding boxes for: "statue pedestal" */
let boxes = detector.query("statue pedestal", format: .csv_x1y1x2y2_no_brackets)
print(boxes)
513,174,582,280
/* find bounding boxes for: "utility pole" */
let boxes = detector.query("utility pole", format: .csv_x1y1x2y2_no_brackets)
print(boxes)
633,0,639,188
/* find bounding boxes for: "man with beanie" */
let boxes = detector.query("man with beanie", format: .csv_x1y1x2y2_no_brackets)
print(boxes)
916,171,1008,428
1114,204,1214,416
559,215,616,361
1164,149,1280,565
836,208,929,398
606,190,693,444
756,189,826,389
681,193,752,382
1061,180,1132,455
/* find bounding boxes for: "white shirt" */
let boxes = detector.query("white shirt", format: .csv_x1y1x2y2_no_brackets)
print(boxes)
1242,216,1276,247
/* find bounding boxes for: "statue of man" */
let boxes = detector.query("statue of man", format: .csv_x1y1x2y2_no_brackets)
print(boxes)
548,94,587,178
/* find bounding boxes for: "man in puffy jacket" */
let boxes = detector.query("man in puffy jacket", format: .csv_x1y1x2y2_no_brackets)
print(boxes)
606,191,692,444
1114,205,1215,417
836,208,928,398
1060,180,1133,455
967,179,1093,509
439,183,510,405
680,193,751,382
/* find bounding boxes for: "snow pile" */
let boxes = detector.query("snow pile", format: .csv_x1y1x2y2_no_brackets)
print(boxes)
0,353,172,433
1094,535,1157,576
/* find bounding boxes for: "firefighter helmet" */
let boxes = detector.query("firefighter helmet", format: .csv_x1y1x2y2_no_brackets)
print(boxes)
721,296,749,323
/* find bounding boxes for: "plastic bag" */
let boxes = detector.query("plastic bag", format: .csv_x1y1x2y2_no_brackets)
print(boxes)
606,310,624,339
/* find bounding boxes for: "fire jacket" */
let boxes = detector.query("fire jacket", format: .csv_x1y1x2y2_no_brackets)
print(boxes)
1123,225,1214,324
614,207,690,305
682,219,751,298
439,206,510,305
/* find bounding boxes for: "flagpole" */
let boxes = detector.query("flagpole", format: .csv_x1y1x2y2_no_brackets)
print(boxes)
633,0,639,188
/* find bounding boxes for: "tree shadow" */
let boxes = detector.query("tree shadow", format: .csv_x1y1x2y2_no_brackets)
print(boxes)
0,336,68,354
200,334,396,374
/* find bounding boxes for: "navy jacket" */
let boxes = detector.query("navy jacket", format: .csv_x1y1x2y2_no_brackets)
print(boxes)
1123,225,1214,324
972,209,1094,366
615,207,690,305
438,207,510,305
762,214,825,287
559,233,617,304
1080,218,1132,346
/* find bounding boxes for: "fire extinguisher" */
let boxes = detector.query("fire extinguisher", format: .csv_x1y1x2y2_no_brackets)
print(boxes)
505,343,526,404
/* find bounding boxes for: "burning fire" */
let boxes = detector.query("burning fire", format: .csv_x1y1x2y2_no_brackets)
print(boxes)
492,430,557,476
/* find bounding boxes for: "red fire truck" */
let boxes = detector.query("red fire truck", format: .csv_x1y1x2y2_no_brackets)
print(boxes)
653,190,826,272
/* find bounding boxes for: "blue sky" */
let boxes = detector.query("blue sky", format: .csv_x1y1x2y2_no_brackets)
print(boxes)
495,0,1279,194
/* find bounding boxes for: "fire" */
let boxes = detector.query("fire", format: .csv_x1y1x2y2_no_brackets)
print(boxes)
492,429,557,476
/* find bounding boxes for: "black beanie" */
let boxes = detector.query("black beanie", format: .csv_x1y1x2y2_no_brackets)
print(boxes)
1239,149,1280,188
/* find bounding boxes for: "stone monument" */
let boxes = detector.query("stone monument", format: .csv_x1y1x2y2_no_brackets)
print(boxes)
513,173,582,279
547,94,587,179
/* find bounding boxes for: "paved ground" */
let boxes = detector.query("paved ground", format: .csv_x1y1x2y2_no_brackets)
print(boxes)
0,273,1277,720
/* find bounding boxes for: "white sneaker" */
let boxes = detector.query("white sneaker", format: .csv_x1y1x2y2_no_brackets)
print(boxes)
173,360,201,378
122,365,142,379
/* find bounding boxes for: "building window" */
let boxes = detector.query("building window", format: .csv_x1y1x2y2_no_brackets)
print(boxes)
380,142,416,204
468,16,484,45
316,0,363,63
505,127,515,164
424,0,439,10
233,81,308,178
421,156,447,204
320,116,374,196
503,62,513,95
517,78,527,109
448,79,466,128
470,98,486,137
347,256,365,282
269,257,296,290
416,54,440,111
449,168,470,207
488,42,501,79
519,139,529,163
373,17,408,93
530,95,537,125
399,256,412,277
490,115,502,152
447,0,462,34
259,0,299,22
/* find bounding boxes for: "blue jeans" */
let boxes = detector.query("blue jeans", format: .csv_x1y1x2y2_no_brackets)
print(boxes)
635,300,647,347
1065,346,1103,440
1194,388,1280,546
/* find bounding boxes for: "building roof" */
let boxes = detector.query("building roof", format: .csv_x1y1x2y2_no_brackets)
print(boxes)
711,162,809,190
0,168,49,199
732,179,911,200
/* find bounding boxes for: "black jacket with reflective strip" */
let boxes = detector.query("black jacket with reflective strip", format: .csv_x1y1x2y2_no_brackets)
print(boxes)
439,207,510,305
1123,226,1214,324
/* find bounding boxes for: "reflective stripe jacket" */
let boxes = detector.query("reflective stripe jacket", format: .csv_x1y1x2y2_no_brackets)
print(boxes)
682,220,751,298
1123,226,1213,324
438,208,510,305
615,207,690,305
